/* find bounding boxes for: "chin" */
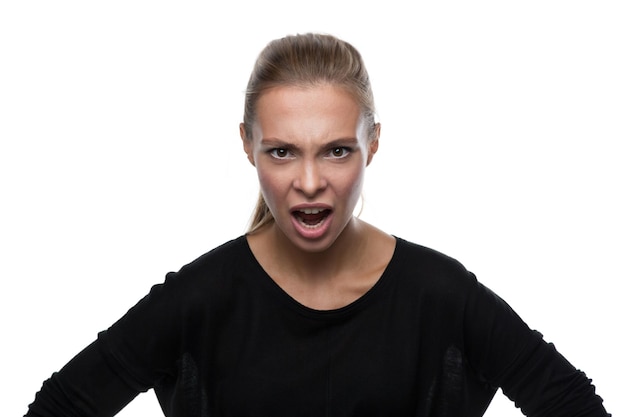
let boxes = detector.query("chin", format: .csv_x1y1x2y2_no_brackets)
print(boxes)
290,222,354,255
288,233,339,254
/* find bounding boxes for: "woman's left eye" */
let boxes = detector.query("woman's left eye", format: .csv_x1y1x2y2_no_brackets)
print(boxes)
328,147,351,158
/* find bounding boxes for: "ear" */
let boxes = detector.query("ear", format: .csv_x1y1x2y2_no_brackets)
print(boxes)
240,123,255,166
366,123,381,166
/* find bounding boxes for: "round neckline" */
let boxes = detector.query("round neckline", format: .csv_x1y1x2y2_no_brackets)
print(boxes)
239,235,406,320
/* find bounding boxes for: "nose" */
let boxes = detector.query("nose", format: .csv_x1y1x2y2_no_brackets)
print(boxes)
293,159,327,197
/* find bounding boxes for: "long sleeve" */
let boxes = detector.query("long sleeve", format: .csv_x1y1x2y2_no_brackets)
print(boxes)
463,278,610,416
25,340,140,417
23,239,240,417
25,266,197,416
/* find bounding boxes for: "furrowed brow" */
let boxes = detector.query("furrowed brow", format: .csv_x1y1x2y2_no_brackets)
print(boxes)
260,137,359,151
260,138,300,151
326,137,359,147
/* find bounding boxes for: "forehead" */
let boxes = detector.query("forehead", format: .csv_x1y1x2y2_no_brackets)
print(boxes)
253,84,364,141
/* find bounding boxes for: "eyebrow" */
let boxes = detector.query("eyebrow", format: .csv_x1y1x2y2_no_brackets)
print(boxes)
260,137,359,151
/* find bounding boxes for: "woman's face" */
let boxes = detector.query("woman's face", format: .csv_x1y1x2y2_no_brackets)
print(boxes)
242,84,379,253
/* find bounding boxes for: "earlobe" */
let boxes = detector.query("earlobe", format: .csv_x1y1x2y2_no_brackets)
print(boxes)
240,123,256,166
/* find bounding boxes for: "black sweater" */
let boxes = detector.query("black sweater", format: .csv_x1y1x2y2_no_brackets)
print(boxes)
26,236,609,416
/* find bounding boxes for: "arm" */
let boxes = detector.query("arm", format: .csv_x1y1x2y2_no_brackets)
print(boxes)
25,339,140,417
25,271,185,417
464,278,610,417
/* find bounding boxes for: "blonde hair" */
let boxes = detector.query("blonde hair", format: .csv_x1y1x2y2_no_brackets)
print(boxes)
243,33,377,233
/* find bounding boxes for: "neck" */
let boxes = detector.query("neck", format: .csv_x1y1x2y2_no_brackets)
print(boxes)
267,217,367,283
246,217,396,310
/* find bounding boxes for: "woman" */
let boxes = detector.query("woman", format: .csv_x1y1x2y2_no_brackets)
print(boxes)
26,33,609,417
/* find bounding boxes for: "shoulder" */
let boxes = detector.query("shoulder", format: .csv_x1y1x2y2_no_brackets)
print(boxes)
105,236,252,337
139,236,252,312
98,236,254,383
394,237,474,280
172,235,249,280
391,237,478,298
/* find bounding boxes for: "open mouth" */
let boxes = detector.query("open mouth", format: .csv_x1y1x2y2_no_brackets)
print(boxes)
292,208,331,228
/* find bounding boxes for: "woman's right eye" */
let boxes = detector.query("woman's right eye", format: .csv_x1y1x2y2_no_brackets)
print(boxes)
269,148,292,159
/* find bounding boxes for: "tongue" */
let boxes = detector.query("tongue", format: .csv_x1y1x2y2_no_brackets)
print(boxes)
297,211,327,225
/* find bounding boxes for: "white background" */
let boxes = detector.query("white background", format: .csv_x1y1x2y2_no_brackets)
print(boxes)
2,1,623,415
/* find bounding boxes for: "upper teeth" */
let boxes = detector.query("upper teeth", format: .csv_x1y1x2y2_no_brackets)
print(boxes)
299,208,323,214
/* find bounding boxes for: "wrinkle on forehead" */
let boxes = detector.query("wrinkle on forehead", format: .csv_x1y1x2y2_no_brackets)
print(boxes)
251,84,367,147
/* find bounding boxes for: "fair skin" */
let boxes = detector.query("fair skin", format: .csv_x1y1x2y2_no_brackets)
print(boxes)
241,83,396,310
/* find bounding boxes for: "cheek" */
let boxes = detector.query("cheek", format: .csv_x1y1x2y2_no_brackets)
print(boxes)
256,168,285,206
334,166,365,203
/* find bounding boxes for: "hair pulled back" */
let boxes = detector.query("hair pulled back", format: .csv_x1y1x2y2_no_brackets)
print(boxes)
243,33,377,233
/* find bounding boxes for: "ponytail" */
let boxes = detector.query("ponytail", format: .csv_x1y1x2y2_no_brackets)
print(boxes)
247,192,274,233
